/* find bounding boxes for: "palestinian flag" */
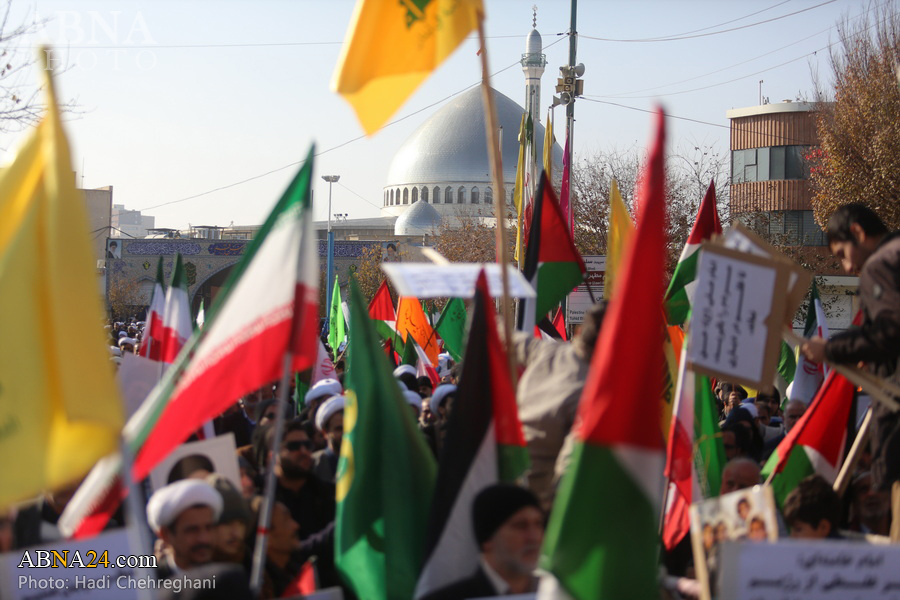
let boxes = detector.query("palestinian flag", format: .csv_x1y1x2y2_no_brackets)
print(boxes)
518,171,586,328
790,279,829,403
63,147,320,536
336,279,437,600
663,354,726,550
664,180,721,326
139,256,166,360
158,253,193,363
368,279,397,343
761,371,855,508
540,108,668,600
415,270,528,599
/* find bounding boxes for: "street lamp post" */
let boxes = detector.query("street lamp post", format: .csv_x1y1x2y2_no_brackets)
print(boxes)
322,175,340,339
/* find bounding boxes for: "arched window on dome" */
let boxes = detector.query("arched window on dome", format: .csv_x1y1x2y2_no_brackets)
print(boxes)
433,186,440,204
485,187,493,205
445,186,453,204
471,186,479,204
391,189,395,205
458,186,466,204
403,188,409,204
422,187,429,203
396,188,402,205
411,187,418,203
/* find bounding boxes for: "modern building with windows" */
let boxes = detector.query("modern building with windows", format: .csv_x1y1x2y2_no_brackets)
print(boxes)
727,101,827,247
727,100,855,330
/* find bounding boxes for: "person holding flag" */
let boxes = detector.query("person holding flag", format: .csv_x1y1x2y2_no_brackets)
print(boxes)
801,203,900,491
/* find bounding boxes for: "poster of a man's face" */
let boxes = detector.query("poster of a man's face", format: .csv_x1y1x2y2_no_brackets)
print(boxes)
107,240,121,259
383,242,401,262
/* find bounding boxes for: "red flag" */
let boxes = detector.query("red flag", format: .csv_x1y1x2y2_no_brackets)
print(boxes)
551,307,567,341
559,131,572,236
368,279,396,321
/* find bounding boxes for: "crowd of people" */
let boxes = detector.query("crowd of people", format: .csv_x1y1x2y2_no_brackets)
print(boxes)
1,203,897,600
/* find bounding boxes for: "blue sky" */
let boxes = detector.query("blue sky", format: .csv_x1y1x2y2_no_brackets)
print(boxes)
0,0,866,229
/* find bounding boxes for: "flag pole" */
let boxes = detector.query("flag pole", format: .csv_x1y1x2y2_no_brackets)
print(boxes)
833,407,873,496
476,14,517,385
249,351,293,595
118,438,157,600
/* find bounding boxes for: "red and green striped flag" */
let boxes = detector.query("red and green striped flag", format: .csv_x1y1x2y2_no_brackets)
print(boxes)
761,371,855,508
664,181,721,326
540,109,668,600
519,171,586,328
415,270,528,599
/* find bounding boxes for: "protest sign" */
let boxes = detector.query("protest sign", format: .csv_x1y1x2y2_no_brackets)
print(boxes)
117,353,163,419
149,433,240,493
721,223,812,319
719,539,900,599
382,263,535,299
686,244,791,390
690,485,780,600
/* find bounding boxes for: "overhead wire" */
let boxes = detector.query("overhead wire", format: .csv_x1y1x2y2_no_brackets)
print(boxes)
136,35,566,213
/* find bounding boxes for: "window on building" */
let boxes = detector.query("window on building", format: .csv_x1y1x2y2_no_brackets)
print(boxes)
403,188,409,204
485,187,493,204
737,210,826,246
422,187,429,203
445,186,453,204
458,186,466,203
732,146,811,184
411,187,418,203
471,186,479,204
433,186,440,204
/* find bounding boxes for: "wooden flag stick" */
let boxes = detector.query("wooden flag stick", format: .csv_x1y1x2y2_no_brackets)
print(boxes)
783,329,900,412
476,15,517,386
833,407,872,497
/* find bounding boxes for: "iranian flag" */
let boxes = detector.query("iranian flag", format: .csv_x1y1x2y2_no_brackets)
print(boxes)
662,354,726,550
63,148,319,537
139,256,166,360
539,108,668,600
518,171,586,328
158,253,193,363
664,181,721,326
415,270,528,599
761,371,855,508
790,279,829,403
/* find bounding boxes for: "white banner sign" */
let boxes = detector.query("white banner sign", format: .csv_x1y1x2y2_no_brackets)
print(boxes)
719,540,900,599
567,255,605,325
382,263,535,299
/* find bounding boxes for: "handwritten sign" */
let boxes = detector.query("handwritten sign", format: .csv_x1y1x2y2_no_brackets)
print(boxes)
0,529,138,600
686,245,790,390
382,263,535,299
117,353,163,418
718,540,900,599
721,223,812,318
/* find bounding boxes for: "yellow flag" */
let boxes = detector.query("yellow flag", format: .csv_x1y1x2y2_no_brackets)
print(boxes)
513,113,526,261
332,0,483,135
0,49,123,509
603,180,634,300
395,297,440,365
543,109,553,176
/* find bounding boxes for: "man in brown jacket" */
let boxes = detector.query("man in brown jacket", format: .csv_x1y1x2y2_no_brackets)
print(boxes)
802,203,900,490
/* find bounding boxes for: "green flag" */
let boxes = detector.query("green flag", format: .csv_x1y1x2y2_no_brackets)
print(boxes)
328,275,345,352
401,334,418,367
336,280,437,600
434,297,466,362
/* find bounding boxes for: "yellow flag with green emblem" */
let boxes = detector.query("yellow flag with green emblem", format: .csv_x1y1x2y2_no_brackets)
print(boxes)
333,0,484,135
603,179,634,300
0,49,123,509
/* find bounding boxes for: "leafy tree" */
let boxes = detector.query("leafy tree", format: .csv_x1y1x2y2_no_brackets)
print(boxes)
808,2,900,230
571,142,731,273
